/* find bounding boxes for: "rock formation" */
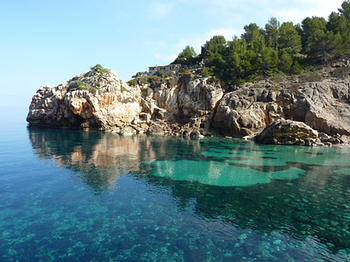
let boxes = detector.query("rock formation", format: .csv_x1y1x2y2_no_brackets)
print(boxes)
27,67,224,138
27,65,350,146
27,66,141,132
254,119,320,146
212,79,350,138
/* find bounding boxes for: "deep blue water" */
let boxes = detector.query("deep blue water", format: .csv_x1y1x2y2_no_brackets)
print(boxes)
1,122,350,261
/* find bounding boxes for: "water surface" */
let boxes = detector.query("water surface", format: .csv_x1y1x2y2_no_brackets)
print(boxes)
1,125,350,261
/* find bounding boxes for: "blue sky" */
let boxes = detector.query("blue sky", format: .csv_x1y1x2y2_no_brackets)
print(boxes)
0,0,344,119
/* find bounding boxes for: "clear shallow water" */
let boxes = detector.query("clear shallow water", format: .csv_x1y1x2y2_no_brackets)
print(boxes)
1,124,350,261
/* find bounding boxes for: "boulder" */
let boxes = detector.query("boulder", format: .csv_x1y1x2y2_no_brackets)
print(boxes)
190,130,201,140
147,123,165,136
212,87,282,136
254,119,320,146
120,126,136,136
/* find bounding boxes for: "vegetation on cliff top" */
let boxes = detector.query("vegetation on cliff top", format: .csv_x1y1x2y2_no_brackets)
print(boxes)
67,64,111,94
173,1,350,87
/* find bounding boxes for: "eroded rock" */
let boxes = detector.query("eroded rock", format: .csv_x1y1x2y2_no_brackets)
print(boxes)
27,66,350,146
212,79,350,140
147,123,165,136
254,119,320,146
27,67,141,131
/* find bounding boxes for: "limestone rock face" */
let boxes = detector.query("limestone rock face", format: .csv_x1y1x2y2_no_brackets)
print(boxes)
27,65,350,146
254,119,320,146
177,78,223,117
147,123,165,136
212,86,283,136
152,77,223,117
301,80,350,136
134,76,223,137
27,68,142,131
212,79,350,138
120,126,137,136
27,67,224,138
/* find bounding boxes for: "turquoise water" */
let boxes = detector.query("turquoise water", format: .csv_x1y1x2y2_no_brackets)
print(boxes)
1,123,350,261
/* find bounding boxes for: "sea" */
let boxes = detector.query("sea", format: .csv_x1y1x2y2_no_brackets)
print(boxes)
1,119,350,261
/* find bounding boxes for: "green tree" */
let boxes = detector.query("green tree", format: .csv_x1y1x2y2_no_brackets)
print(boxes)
201,36,227,81
279,50,293,73
339,0,350,19
327,12,345,33
259,47,278,76
264,17,280,50
334,1,350,56
186,1,350,85
278,22,302,56
173,46,197,65
301,17,341,63
225,37,249,84
242,23,265,51
201,35,227,63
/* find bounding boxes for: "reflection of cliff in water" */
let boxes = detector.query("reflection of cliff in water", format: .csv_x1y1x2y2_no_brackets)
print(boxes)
28,127,202,192
28,128,350,253
30,128,138,192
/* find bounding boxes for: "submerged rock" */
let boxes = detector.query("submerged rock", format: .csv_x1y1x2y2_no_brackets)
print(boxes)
254,119,320,146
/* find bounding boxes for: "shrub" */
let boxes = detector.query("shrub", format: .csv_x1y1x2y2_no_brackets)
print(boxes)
154,71,165,78
127,76,149,86
148,76,165,88
127,79,137,86
68,80,89,91
300,70,323,82
179,67,191,75
178,67,194,83
270,72,286,83
201,67,213,77
127,75,167,88
141,88,149,98
90,64,110,75
290,61,303,75
333,67,350,78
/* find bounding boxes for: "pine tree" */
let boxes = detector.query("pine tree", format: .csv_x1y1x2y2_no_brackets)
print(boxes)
278,22,302,56
264,18,280,50
173,46,197,65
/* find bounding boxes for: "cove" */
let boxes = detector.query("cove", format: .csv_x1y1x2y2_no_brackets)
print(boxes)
0,126,350,261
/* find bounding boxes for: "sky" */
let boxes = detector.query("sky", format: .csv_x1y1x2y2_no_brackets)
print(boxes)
0,0,344,120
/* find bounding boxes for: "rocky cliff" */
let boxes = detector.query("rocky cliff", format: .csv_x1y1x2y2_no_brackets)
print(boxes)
27,65,350,146
27,66,141,132
212,79,350,137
